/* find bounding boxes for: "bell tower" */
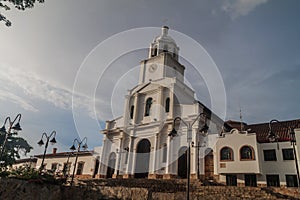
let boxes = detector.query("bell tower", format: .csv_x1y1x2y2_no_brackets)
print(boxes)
148,26,179,60
139,26,185,84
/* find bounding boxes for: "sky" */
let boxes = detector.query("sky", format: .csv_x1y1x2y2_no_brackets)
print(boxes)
0,0,299,157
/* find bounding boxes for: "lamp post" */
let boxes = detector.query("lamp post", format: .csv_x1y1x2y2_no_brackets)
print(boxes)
69,137,88,186
191,140,207,179
0,14,12,27
168,113,209,200
63,152,73,178
37,131,57,170
0,114,22,166
268,119,300,187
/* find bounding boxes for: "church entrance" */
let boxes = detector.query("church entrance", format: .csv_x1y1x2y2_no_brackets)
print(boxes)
134,139,151,178
204,148,214,180
178,146,187,179
106,152,116,178
93,158,100,178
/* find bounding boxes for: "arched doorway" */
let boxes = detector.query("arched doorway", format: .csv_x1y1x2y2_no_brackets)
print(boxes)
134,139,151,178
106,152,116,178
93,158,100,178
178,146,187,179
204,148,214,180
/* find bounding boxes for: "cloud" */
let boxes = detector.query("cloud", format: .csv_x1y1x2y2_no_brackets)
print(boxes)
0,89,38,112
221,0,268,19
0,64,99,119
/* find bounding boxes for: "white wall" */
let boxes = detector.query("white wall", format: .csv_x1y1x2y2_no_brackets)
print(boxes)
214,128,300,186
35,152,98,177
216,129,260,174
257,141,298,185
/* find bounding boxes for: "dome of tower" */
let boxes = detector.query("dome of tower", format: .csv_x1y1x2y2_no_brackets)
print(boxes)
152,26,177,45
148,26,179,60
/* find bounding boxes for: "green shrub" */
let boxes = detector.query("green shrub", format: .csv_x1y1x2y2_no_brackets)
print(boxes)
0,170,10,177
6,166,63,184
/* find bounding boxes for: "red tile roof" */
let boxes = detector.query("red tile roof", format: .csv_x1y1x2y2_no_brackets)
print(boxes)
225,119,300,143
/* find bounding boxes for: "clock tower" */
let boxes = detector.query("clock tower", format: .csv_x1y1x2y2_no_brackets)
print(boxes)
99,26,222,180
138,26,185,84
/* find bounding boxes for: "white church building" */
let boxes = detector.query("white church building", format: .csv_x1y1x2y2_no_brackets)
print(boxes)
98,26,223,180
97,26,300,188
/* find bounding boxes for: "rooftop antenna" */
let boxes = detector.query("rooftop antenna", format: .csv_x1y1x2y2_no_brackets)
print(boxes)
239,105,244,131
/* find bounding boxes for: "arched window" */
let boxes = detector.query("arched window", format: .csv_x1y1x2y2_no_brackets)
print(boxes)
173,48,176,58
145,97,152,116
220,147,234,161
163,44,168,52
130,105,134,119
152,47,157,57
165,98,170,113
240,146,255,160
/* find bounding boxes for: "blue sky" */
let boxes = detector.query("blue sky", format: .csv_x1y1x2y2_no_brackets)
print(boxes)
0,0,299,156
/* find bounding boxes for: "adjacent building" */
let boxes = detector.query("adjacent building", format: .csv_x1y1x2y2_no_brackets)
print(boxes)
33,147,102,179
215,120,300,187
11,157,37,170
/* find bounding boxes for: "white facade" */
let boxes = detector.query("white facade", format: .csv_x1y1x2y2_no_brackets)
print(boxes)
11,158,37,170
34,147,102,178
99,26,223,179
215,127,300,187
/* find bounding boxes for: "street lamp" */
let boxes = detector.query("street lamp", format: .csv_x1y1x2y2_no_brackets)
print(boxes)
63,152,73,178
0,14,12,27
191,140,207,180
169,113,209,200
69,137,88,186
0,114,22,165
268,119,300,187
37,131,57,170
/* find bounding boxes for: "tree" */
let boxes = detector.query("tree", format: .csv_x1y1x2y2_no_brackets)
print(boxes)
0,0,45,27
0,131,33,167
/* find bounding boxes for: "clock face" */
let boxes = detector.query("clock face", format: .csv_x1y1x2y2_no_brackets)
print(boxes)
149,64,157,73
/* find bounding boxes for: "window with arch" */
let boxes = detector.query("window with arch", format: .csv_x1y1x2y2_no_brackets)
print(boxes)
240,146,255,160
173,48,176,58
145,97,153,116
163,44,168,52
152,47,157,57
165,98,170,113
220,147,234,161
130,105,134,119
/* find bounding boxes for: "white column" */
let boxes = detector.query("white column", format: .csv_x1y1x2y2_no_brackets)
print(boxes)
125,136,133,174
165,135,172,174
169,89,174,119
123,95,130,126
151,133,158,173
158,87,164,121
191,128,197,175
99,135,108,176
133,94,139,124
131,138,137,175
114,137,123,176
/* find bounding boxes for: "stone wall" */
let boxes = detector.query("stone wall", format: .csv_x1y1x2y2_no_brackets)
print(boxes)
0,178,299,200
0,178,149,200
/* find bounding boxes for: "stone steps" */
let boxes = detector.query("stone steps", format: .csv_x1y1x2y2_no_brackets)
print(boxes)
1,178,296,200
77,179,298,200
